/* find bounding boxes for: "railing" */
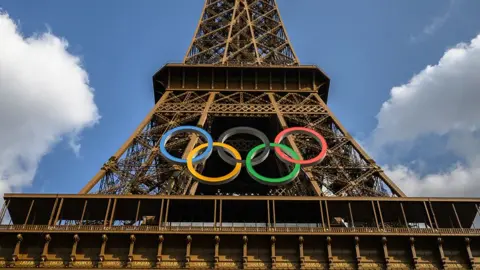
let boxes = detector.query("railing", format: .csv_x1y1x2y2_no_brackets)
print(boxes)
0,224,479,235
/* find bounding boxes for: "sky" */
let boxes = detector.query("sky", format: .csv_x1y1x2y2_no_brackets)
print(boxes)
0,0,480,197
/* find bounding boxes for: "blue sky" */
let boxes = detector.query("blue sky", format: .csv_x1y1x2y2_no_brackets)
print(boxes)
1,0,480,196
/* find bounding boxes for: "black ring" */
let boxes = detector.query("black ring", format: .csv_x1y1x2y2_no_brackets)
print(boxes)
217,127,270,166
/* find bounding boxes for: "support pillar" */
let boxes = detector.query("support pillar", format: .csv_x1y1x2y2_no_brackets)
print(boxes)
242,236,248,269
214,236,220,269
185,235,192,268
69,234,80,267
354,237,361,269
156,235,164,268
127,234,136,268
11,233,22,267
299,236,305,270
326,236,333,269
39,234,51,267
409,237,418,269
271,236,276,269
98,234,108,268
437,237,446,268
381,237,390,269
465,237,475,269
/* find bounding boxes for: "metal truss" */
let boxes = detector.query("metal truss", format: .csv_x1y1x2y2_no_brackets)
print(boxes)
82,90,405,197
184,0,299,65
271,92,405,197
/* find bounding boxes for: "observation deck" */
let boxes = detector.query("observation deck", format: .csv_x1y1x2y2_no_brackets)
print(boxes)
152,63,331,104
1,193,480,268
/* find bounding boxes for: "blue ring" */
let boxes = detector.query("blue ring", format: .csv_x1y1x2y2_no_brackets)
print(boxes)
159,126,213,164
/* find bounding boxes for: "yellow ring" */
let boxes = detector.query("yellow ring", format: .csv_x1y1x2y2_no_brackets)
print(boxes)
187,142,242,183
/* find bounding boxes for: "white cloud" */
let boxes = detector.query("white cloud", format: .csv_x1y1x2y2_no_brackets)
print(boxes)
409,0,456,43
385,162,480,197
374,34,480,146
372,33,480,197
0,12,100,196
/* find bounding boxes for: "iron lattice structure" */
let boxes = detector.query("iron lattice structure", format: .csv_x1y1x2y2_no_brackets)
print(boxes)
185,0,298,65
81,0,405,198
88,89,405,197
3,1,480,269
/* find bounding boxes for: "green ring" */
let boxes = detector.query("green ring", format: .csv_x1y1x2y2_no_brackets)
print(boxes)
246,143,301,185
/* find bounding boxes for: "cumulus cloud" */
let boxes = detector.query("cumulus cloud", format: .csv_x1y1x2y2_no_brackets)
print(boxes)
374,34,480,145
372,33,480,197
385,162,480,197
0,12,100,196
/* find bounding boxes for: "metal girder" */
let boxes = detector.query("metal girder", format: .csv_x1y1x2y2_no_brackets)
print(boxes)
184,0,299,65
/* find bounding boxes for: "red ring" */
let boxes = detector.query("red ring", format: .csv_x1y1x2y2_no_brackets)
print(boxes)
274,127,328,166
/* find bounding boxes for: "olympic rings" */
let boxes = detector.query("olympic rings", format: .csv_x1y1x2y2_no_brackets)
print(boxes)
187,142,242,185
274,127,328,167
160,126,213,164
246,143,300,185
159,125,328,186
217,127,270,166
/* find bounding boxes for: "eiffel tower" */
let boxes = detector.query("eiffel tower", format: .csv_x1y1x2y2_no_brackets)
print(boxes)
0,1,479,269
